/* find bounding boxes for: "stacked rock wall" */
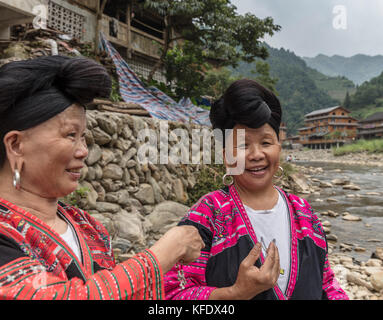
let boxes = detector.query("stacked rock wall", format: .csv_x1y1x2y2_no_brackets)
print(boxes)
76,110,213,258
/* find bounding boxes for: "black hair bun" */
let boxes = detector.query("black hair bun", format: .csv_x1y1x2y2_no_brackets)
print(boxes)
208,79,282,144
0,55,112,115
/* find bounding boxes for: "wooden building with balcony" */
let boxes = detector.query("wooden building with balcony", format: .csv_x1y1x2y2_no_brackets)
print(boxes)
279,122,287,141
100,0,168,83
298,106,358,149
8,0,169,83
357,112,383,140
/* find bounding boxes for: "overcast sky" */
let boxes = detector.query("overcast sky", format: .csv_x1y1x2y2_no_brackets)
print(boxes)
230,0,383,58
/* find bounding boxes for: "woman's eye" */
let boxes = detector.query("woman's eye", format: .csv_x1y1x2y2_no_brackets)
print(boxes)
67,132,76,138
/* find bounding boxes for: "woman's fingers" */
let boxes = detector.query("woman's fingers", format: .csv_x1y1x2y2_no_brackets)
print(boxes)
241,242,262,268
271,243,281,280
261,241,280,285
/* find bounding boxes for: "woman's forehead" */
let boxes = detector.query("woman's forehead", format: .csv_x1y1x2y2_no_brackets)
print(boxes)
24,104,86,136
233,123,276,137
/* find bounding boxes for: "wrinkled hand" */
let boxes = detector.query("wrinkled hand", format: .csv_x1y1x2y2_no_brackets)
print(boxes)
229,241,280,299
150,225,205,273
166,225,205,264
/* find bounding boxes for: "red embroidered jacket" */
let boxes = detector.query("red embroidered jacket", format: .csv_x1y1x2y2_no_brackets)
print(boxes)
165,185,348,300
0,198,164,300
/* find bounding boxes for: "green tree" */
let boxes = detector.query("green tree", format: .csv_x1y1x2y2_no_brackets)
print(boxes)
200,67,240,99
163,41,209,99
141,0,281,82
250,61,278,93
343,91,351,109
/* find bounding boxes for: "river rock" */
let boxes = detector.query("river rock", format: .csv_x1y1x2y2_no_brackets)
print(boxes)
331,178,350,185
147,201,189,234
111,237,132,253
113,209,146,246
97,114,118,135
288,173,310,193
102,164,124,180
328,210,339,217
371,247,383,261
347,272,374,291
326,234,338,242
90,213,115,236
134,183,155,205
86,144,102,166
366,259,382,267
370,271,383,292
95,202,121,213
92,127,112,145
100,148,116,166
172,178,188,202
342,214,362,222
342,184,361,191
319,181,333,188
79,181,98,209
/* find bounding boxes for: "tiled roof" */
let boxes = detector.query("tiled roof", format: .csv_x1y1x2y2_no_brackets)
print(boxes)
305,106,343,117
360,112,383,123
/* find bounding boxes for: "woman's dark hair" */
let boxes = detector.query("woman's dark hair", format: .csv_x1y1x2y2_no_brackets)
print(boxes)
209,79,282,146
0,55,112,167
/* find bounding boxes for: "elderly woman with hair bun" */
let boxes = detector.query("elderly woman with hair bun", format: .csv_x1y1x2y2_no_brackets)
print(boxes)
0,56,204,300
164,79,348,300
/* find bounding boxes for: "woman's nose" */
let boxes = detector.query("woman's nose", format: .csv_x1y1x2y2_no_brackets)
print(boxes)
248,144,265,161
75,139,88,159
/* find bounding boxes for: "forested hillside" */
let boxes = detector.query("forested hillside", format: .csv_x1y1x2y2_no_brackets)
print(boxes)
345,71,383,120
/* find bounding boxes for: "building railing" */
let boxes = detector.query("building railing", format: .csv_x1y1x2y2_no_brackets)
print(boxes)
100,14,163,60
130,26,163,59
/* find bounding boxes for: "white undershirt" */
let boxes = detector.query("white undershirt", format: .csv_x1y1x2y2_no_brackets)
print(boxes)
60,224,82,263
244,192,291,294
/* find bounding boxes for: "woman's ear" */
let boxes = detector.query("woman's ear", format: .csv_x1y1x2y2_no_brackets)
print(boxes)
3,130,25,173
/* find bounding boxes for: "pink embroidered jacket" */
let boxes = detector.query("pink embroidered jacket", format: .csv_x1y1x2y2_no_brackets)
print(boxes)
165,185,348,300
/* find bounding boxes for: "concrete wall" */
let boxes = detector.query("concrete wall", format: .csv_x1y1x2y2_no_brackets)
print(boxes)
50,0,97,43
0,0,44,39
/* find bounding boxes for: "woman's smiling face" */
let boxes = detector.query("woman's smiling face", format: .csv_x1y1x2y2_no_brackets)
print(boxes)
224,123,281,193
19,104,88,199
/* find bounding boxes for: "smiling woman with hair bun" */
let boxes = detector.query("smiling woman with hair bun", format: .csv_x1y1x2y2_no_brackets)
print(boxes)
0,56,204,300
164,79,348,300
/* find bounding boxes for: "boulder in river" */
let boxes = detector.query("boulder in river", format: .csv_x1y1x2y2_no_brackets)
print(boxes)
342,184,361,191
342,214,362,222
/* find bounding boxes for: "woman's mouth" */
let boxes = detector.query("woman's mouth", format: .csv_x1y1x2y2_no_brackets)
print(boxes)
246,165,269,176
66,168,83,180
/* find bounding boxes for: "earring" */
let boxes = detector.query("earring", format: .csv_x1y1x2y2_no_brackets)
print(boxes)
273,166,284,180
13,169,21,190
222,173,234,186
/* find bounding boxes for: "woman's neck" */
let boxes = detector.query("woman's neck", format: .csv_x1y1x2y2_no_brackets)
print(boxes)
0,171,66,233
234,182,279,211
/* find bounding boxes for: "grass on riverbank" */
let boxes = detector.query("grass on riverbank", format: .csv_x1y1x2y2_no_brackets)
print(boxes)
333,139,383,156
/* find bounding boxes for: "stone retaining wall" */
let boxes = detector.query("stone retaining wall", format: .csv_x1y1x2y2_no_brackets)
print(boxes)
75,110,214,257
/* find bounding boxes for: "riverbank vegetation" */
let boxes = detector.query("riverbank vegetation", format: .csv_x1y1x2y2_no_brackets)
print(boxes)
333,139,383,156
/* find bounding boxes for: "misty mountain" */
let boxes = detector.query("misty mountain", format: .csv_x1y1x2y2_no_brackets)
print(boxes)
303,54,383,85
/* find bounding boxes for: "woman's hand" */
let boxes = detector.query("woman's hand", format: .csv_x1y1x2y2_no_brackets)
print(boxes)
149,225,205,273
209,241,280,300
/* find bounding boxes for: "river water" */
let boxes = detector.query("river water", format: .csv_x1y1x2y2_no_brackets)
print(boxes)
296,161,383,262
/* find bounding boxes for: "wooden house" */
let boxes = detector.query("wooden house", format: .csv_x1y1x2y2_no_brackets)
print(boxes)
298,106,358,149
357,112,383,140
1,0,169,83
279,122,287,142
